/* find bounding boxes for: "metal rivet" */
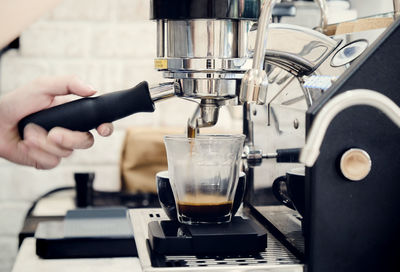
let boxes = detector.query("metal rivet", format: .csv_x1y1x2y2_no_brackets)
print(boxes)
293,119,299,129
340,148,372,181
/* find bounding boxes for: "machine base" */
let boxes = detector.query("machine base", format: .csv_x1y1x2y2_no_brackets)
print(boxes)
131,207,303,271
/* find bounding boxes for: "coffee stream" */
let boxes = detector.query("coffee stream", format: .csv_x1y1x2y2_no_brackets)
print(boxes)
187,123,196,153
187,125,196,139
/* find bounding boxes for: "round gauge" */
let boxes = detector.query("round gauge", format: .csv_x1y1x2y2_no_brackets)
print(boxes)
331,39,369,67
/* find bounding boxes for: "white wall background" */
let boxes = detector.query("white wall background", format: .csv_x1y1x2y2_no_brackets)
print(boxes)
0,0,397,271
350,0,394,17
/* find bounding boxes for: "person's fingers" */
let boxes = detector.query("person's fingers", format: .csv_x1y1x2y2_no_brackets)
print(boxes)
33,75,96,97
96,123,114,137
25,145,61,170
47,127,94,149
2,76,97,123
24,124,73,158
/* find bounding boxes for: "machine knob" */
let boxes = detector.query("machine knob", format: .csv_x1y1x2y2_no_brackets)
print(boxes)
340,148,372,181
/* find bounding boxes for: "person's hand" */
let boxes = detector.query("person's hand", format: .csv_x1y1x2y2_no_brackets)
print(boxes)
0,75,114,169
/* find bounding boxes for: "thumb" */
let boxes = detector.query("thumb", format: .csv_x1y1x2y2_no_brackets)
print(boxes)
3,76,97,123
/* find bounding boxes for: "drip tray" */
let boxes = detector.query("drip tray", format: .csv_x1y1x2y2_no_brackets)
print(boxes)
131,208,303,271
148,217,267,255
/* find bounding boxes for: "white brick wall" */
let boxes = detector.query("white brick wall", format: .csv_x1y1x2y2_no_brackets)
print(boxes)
0,51,50,93
49,0,112,21
349,0,394,17
20,23,91,57
91,22,156,58
0,236,18,272
0,202,31,236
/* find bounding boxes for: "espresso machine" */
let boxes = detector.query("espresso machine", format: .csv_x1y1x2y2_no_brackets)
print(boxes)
130,0,363,271
135,1,400,271
17,0,400,271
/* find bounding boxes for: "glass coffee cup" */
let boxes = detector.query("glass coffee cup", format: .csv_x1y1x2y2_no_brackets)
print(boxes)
164,134,245,225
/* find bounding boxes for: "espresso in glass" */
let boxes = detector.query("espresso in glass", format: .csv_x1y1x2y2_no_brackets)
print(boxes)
177,194,233,223
164,134,245,225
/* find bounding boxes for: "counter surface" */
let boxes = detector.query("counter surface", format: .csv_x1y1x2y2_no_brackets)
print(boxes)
12,238,142,272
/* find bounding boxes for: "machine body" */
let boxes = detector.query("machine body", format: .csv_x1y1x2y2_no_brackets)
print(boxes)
304,19,400,272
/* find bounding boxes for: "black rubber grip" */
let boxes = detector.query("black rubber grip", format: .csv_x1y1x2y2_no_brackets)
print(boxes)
18,81,154,139
276,148,301,163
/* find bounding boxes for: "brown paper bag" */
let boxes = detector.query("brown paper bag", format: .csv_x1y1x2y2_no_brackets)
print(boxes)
120,127,183,193
325,17,394,36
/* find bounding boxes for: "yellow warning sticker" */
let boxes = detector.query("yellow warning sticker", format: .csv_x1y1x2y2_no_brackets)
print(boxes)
154,59,168,69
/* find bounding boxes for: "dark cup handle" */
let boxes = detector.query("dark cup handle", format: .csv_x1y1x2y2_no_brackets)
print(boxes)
272,176,296,210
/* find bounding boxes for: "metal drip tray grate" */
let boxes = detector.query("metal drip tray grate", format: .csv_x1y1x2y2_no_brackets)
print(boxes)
131,208,303,271
163,247,297,267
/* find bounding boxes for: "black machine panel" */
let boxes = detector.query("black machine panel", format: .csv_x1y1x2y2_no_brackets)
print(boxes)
306,19,400,272
150,0,296,21
150,0,260,20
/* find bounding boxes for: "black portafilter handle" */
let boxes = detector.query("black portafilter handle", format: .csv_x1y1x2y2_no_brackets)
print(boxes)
276,148,301,163
18,81,154,139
